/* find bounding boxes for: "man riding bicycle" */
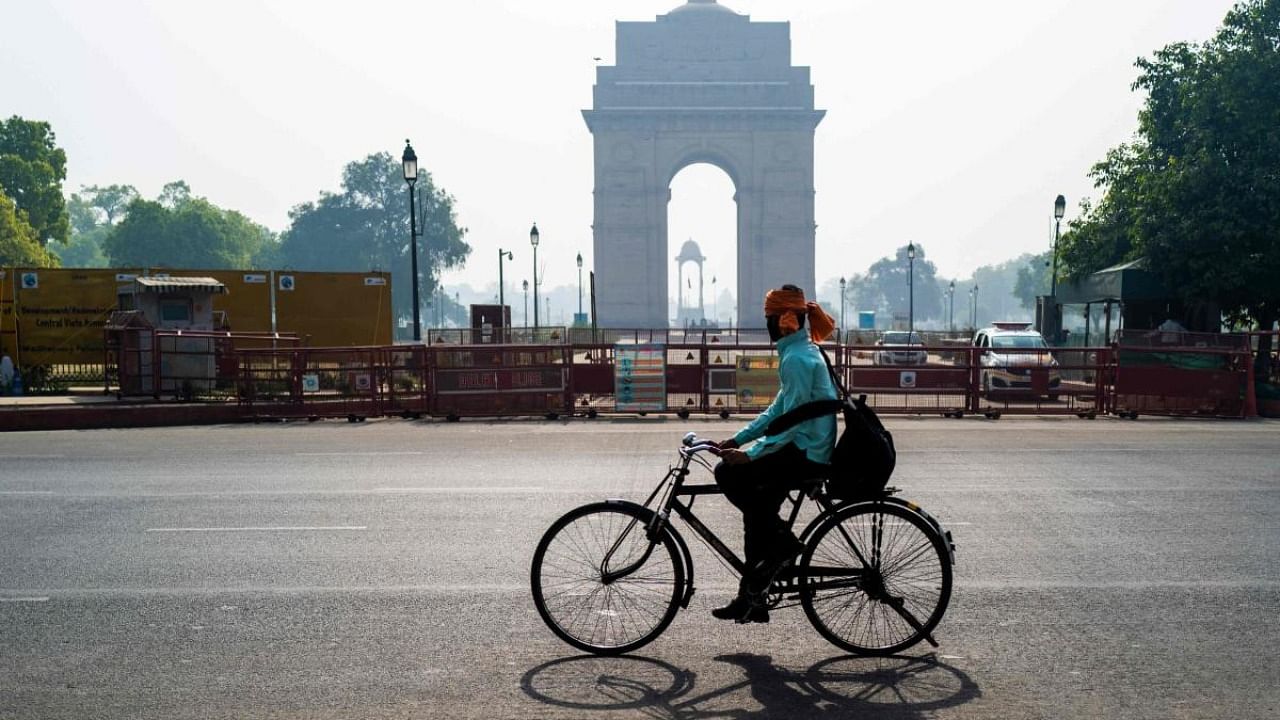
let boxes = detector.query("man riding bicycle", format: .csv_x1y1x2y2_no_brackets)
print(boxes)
712,284,838,623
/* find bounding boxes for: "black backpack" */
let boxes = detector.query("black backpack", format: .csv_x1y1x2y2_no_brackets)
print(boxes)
764,347,896,501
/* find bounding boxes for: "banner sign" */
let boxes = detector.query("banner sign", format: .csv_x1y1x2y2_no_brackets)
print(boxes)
615,344,666,412
735,355,780,408
435,368,564,394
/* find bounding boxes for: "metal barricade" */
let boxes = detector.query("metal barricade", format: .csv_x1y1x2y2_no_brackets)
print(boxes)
429,344,571,419
970,346,1108,418
237,345,380,420
1110,332,1251,418
844,343,972,416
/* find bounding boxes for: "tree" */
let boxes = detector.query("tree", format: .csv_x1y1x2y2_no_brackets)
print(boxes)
1058,0,1280,367
1013,252,1052,310
72,184,139,228
278,152,469,333
59,184,140,268
102,184,276,269
0,189,57,267
853,244,943,324
49,232,108,268
0,116,69,247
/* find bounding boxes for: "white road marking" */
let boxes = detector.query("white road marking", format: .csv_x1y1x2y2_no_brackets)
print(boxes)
0,491,55,495
145,526,368,533
0,597,50,602
2,455,66,459
913,448,1152,453
295,451,425,456
373,487,545,493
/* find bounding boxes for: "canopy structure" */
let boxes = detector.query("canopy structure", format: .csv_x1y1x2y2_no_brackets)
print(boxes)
1055,258,1218,339
1057,259,1166,305
131,276,229,294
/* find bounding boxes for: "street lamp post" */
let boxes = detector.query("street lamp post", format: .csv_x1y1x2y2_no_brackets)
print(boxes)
907,243,916,335
401,140,420,341
711,276,717,324
522,279,529,329
948,280,955,333
839,276,847,334
576,252,584,318
1052,194,1066,298
1050,195,1066,344
498,247,513,315
530,224,540,329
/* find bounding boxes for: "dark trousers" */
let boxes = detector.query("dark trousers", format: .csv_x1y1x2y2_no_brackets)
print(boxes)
714,443,825,569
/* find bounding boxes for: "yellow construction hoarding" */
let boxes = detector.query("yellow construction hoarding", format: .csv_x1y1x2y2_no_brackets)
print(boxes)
2,267,392,369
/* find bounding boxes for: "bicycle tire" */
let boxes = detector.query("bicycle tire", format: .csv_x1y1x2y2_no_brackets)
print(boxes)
531,502,684,655
799,501,952,655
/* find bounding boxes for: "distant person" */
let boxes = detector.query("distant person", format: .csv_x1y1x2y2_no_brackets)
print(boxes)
0,354,13,395
712,284,838,624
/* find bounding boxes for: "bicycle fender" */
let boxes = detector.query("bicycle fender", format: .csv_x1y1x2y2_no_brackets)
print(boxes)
603,499,697,608
842,497,957,566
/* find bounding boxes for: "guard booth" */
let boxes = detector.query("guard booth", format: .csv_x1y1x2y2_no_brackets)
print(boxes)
470,304,511,344
112,276,230,396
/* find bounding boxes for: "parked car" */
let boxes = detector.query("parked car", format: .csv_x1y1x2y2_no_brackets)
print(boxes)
973,323,1061,396
874,331,928,366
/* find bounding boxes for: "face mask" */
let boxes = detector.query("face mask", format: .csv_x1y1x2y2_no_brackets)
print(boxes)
767,315,783,342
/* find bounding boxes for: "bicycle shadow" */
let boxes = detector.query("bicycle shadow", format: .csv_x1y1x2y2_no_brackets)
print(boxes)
520,651,981,719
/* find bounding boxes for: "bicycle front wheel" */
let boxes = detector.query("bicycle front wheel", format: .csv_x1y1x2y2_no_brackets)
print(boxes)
800,501,952,655
530,502,684,655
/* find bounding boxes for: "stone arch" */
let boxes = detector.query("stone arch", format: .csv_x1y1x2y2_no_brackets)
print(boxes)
585,0,824,328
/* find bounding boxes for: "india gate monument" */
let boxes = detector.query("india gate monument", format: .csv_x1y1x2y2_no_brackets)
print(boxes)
585,0,824,328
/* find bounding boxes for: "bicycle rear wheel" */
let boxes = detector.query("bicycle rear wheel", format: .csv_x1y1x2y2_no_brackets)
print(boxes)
531,502,684,655
800,501,952,655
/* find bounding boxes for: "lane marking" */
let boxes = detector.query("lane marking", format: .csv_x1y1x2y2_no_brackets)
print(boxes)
0,491,56,495
373,487,545,493
145,526,368,533
295,451,424,456
913,448,1179,453
0,455,67,460
0,597,50,602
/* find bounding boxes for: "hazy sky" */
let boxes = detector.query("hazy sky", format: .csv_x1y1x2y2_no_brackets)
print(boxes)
4,0,1237,301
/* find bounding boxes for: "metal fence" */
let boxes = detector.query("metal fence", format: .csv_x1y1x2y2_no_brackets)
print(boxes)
96,332,1258,422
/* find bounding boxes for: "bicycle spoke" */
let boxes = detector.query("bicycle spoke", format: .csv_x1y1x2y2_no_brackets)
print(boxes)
801,503,951,654
533,505,683,653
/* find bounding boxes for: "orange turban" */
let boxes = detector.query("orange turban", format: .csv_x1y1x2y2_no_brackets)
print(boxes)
764,288,836,342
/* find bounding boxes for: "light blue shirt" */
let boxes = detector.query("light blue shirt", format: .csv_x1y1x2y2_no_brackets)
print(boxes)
732,331,838,464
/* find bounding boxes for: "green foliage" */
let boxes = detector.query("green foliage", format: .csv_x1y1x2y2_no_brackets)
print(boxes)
0,116,69,247
102,184,276,269
278,151,470,333
1058,0,1280,330
70,184,139,229
1013,251,1052,310
50,230,108,268
0,189,58,267
847,244,944,322
61,184,140,268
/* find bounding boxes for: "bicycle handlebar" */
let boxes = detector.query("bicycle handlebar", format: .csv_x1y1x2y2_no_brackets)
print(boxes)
680,432,722,456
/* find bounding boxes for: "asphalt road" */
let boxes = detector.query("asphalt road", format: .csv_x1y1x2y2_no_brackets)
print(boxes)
1,416,1277,719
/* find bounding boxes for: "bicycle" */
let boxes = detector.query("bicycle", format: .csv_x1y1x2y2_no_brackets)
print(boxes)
530,432,956,656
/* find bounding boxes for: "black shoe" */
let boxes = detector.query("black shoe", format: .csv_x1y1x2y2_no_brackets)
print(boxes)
711,594,770,624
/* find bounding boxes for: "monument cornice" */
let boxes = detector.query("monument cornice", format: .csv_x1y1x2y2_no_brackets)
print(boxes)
583,108,825,133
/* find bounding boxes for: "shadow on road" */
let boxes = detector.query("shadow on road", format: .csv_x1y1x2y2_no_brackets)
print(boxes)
520,651,980,718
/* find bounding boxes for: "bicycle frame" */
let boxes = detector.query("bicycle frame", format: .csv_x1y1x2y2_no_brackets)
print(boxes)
600,442,872,604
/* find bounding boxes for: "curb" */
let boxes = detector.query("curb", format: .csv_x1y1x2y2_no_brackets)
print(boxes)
0,403,242,432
